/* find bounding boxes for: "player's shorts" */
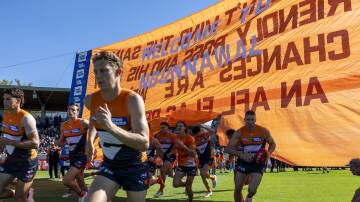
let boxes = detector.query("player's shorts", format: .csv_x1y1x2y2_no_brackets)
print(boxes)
70,154,87,170
0,157,38,182
163,154,176,163
236,159,265,174
176,166,197,176
61,165,70,171
198,155,213,168
98,163,149,191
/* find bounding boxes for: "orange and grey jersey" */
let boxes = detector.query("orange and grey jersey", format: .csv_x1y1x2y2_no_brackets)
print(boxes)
155,131,177,157
90,89,147,168
61,119,86,156
236,124,267,155
176,134,196,167
1,109,37,159
194,132,212,158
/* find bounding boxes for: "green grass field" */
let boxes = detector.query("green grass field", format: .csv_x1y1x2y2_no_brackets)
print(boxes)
5,169,359,202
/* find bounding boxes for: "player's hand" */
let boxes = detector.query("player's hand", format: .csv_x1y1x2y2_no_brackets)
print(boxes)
242,152,255,163
95,104,114,132
85,143,95,163
0,137,10,147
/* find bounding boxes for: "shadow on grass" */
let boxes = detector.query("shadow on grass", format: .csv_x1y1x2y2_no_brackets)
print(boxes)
174,188,232,195
144,197,230,202
27,178,231,202
147,199,230,202
306,172,330,175
28,178,79,201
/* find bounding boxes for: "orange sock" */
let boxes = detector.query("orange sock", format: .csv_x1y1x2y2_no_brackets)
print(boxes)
157,176,163,184
158,176,165,191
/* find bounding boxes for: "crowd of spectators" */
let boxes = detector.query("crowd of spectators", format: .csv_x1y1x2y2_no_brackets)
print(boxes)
36,115,63,154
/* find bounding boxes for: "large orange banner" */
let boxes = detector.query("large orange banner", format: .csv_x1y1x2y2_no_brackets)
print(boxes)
80,0,360,166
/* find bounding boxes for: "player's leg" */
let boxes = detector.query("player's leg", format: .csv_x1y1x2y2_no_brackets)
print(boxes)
85,175,119,202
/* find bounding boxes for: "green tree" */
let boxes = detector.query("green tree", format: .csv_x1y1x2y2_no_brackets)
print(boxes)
0,79,32,86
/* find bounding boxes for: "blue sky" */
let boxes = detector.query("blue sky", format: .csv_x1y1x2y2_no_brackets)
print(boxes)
0,0,218,88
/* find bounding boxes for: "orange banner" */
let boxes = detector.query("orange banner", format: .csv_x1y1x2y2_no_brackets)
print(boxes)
82,0,360,166
148,109,219,136
167,108,219,126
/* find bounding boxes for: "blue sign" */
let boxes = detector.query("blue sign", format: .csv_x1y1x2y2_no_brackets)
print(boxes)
68,50,92,117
